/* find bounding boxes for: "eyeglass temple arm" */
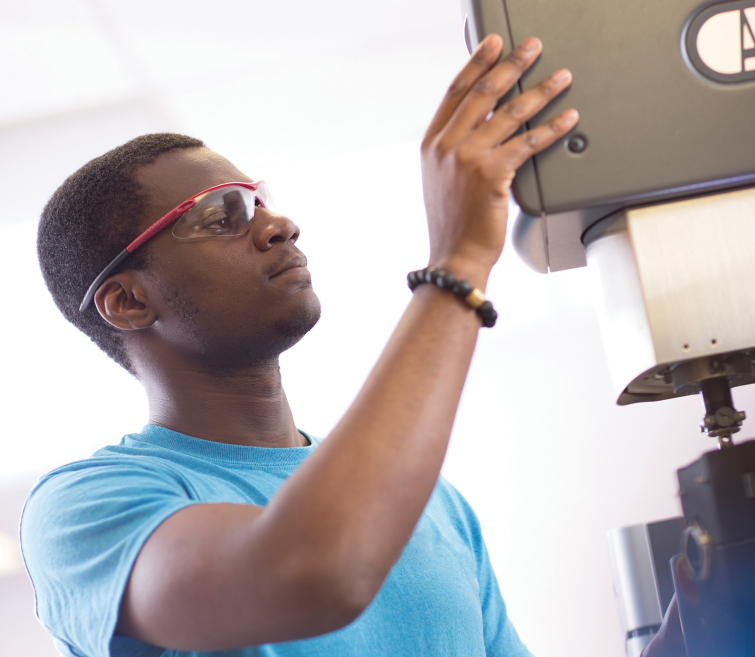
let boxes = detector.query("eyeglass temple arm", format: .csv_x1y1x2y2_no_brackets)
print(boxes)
79,248,131,312
78,200,197,313
127,199,196,252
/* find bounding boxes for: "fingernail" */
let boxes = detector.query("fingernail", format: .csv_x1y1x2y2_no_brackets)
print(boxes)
552,68,572,84
482,34,502,52
522,37,540,53
563,109,579,123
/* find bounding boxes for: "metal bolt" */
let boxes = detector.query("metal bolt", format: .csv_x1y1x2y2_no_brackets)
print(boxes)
566,134,587,153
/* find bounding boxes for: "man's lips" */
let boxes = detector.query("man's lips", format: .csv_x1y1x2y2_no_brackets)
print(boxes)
270,255,308,278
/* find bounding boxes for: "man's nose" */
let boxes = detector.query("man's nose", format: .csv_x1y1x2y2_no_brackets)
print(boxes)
251,207,300,251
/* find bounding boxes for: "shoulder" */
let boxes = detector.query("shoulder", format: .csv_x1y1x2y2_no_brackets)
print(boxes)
24,448,191,510
18,452,197,657
23,424,221,512
20,449,195,562
434,475,482,525
422,476,487,557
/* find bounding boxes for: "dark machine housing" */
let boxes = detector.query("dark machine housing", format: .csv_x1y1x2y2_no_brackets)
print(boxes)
462,0,755,272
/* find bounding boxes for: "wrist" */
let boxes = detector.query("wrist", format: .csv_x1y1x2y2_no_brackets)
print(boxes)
408,266,498,328
428,256,492,292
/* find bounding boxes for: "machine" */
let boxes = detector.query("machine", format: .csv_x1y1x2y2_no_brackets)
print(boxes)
608,518,687,657
461,0,755,655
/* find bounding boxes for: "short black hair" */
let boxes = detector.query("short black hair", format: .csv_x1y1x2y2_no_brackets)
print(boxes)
37,133,205,375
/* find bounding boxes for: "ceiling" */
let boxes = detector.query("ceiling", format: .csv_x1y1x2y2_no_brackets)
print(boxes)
0,0,470,224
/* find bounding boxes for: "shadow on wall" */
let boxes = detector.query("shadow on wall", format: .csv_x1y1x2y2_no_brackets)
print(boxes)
0,475,58,656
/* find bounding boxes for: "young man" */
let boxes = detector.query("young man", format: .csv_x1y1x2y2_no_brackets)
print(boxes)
21,35,683,657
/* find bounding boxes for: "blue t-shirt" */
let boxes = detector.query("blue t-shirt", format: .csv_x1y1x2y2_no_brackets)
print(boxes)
21,425,531,657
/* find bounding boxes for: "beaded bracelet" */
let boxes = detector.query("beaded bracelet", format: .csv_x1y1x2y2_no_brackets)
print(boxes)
407,266,498,328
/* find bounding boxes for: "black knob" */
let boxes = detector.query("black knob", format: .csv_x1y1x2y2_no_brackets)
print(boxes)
566,134,588,154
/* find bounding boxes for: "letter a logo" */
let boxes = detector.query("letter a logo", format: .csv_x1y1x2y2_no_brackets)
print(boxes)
686,1,755,82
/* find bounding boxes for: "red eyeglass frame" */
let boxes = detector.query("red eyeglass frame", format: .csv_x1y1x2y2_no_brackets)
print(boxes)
79,181,266,312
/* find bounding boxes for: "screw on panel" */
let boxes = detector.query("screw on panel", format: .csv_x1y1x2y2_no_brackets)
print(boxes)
566,134,587,153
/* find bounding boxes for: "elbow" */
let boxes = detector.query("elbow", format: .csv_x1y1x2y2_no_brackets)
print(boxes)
328,568,381,626
321,594,369,633
284,556,384,633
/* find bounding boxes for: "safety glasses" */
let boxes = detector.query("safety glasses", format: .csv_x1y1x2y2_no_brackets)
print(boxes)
79,181,273,312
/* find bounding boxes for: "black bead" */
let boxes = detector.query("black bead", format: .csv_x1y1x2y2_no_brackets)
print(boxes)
437,271,456,289
477,301,497,328
407,267,496,328
452,281,473,298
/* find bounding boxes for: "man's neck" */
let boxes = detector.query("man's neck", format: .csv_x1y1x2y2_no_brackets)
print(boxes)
141,358,305,448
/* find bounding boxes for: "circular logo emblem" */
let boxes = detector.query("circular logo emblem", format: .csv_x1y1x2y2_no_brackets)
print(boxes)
686,1,755,83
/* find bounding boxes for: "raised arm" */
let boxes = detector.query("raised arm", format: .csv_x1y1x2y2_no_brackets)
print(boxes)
118,35,578,651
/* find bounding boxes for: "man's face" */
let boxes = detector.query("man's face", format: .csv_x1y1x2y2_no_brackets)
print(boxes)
129,147,321,371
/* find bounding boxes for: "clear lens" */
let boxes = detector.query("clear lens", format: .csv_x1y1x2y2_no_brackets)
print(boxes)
172,184,271,240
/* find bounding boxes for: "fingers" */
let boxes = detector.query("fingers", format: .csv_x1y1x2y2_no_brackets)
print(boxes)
494,108,580,172
474,68,573,147
424,34,504,141
444,37,544,141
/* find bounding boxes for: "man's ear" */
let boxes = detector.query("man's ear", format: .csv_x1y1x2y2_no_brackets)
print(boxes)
93,272,157,330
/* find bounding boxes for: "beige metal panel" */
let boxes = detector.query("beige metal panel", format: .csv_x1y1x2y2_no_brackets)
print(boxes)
629,188,755,364
586,187,755,403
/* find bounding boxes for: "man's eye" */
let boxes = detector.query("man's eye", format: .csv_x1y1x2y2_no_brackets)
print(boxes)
191,211,232,235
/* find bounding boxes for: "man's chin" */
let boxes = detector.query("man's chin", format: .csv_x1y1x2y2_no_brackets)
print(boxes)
273,297,322,350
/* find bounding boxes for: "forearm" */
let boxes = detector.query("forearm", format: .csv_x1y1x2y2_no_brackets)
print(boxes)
261,269,488,603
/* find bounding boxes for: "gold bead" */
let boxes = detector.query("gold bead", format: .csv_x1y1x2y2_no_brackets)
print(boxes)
464,288,485,309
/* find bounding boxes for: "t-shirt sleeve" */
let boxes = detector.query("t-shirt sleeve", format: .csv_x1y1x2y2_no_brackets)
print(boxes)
20,458,199,657
440,478,534,657
477,536,534,657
